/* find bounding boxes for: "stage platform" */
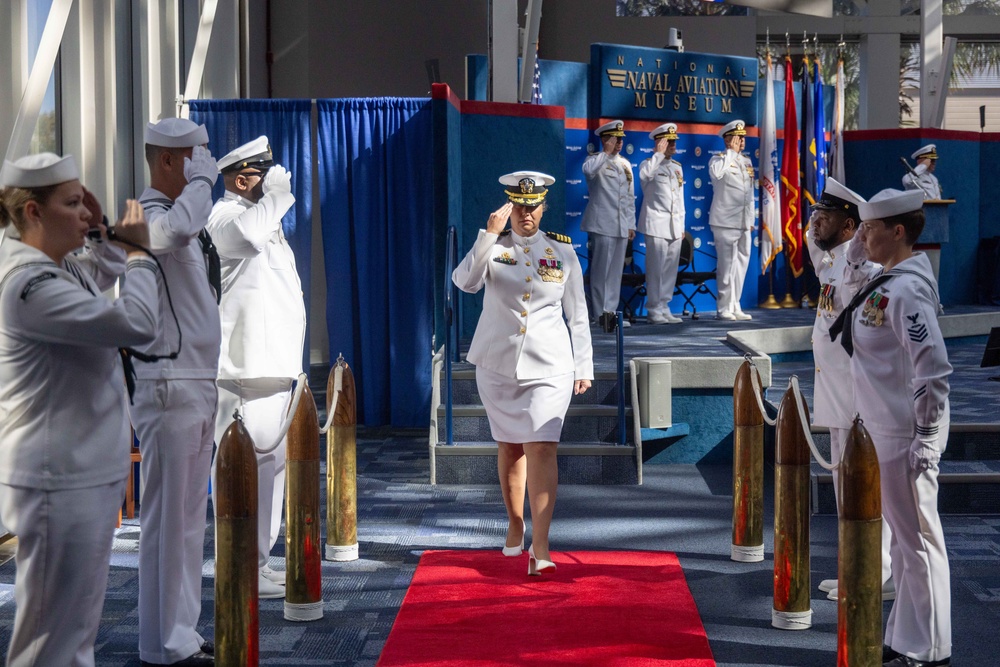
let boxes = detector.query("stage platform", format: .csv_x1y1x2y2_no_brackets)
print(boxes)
432,304,1000,502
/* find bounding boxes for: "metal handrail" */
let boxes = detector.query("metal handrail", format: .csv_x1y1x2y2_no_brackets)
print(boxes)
616,311,626,446
443,226,459,445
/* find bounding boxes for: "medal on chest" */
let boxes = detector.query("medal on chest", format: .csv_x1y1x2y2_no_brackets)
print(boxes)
537,247,564,283
493,251,517,265
818,282,836,314
861,291,889,327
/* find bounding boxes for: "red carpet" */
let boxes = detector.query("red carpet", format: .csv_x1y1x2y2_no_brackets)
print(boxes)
377,550,716,666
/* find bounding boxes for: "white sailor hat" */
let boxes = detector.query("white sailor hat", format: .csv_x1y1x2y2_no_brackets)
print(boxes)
858,188,925,221
649,123,679,141
812,178,865,218
0,153,79,188
911,144,938,160
218,136,274,173
595,120,626,138
144,118,209,148
499,171,555,206
720,119,747,137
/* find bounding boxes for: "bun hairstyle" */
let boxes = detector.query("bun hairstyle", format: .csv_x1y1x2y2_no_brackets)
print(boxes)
0,184,60,233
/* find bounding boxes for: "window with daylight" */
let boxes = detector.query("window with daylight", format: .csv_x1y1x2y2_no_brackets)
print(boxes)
27,0,61,154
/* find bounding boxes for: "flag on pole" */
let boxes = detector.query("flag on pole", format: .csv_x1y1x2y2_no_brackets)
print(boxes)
829,55,846,182
780,55,803,278
759,53,782,273
800,55,816,210
531,44,543,104
813,58,827,202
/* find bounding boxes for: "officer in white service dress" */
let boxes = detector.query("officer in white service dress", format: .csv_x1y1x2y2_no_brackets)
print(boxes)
0,154,159,667
804,178,894,603
208,136,306,600
452,171,593,577
708,119,755,320
902,144,942,200
133,118,220,667
831,189,952,667
581,120,636,331
638,122,685,324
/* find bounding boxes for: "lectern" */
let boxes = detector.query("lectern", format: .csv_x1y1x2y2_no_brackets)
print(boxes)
915,199,955,280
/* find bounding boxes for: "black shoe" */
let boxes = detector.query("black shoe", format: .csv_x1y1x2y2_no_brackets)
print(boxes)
200,641,214,655
883,656,950,667
141,650,214,666
883,645,902,662
600,312,617,333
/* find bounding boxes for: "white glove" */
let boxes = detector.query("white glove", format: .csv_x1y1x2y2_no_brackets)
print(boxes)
262,164,292,195
183,145,218,187
909,434,941,472
846,227,866,265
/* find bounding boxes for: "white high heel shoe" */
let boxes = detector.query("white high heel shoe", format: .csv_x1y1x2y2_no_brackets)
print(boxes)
527,544,556,576
501,519,525,557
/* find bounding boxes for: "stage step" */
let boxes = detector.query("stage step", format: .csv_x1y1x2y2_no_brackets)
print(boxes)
433,442,638,485
809,425,1000,515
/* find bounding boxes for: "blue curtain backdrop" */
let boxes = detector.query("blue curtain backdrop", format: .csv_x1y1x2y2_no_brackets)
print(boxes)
188,98,314,373
317,98,434,427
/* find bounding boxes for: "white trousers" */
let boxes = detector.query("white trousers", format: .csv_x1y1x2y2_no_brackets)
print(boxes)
588,233,628,316
711,225,751,316
214,384,291,568
643,235,682,316
829,426,893,584
132,379,216,665
875,429,952,662
0,481,124,667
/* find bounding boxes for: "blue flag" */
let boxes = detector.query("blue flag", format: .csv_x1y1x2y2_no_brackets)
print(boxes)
813,60,827,201
531,46,543,104
800,56,816,208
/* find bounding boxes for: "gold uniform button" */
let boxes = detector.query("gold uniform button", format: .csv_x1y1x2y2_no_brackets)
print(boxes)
519,327,526,334
523,246,530,253
520,310,527,317
525,261,531,266
522,293,530,301
525,276,532,282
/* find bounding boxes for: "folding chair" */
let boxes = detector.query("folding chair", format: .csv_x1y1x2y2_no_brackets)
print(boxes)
673,232,717,320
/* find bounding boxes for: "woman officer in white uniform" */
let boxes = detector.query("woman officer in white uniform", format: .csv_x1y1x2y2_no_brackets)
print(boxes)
0,154,159,666
452,171,593,576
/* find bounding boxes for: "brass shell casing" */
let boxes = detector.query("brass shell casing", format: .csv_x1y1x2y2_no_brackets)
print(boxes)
285,384,323,620
732,360,764,562
326,362,359,560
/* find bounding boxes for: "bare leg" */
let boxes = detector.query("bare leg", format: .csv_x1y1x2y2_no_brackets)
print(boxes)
523,442,559,561
497,442,526,548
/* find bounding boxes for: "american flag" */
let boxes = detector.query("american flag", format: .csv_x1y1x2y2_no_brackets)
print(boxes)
531,45,542,104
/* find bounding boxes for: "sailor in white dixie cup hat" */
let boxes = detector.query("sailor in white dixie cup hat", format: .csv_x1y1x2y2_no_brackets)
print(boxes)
581,120,637,332
832,188,952,667
208,135,305,600
708,119,755,320
0,153,159,665
902,143,942,199
805,178,896,603
638,122,685,324
133,117,220,667
452,171,593,575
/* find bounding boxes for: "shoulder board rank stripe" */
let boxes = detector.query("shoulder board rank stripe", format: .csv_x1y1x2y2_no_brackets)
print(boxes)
544,231,572,244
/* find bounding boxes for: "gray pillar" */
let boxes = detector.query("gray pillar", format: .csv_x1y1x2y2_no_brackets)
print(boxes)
858,32,900,130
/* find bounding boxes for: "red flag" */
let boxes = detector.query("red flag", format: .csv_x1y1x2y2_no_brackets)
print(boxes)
780,55,802,278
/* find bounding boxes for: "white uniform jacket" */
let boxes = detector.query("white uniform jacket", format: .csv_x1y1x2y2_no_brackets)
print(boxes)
638,153,685,240
708,149,755,230
580,152,636,238
0,240,159,490
452,229,593,381
846,252,952,440
902,164,942,200
137,184,222,380
207,190,306,390
807,231,865,428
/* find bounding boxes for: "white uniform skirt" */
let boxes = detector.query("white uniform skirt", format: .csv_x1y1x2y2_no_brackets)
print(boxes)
475,366,575,443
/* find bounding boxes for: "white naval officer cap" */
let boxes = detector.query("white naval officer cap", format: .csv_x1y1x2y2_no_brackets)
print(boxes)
499,171,555,206
911,144,938,160
144,117,209,148
720,119,747,137
649,123,679,140
0,153,79,188
858,188,925,221
812,178,865,217
595,120,626,137
217,136,274,173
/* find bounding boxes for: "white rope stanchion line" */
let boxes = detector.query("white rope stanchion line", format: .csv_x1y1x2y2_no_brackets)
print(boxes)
748,365,777,427
319,361,345,435
254,372,308,455
789,376,842,472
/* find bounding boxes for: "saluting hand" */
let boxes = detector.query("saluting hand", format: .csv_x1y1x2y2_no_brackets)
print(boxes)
82,189,104,230
654,138,669,155
111,199,151,255
486,202,513,235
574,380,591,395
